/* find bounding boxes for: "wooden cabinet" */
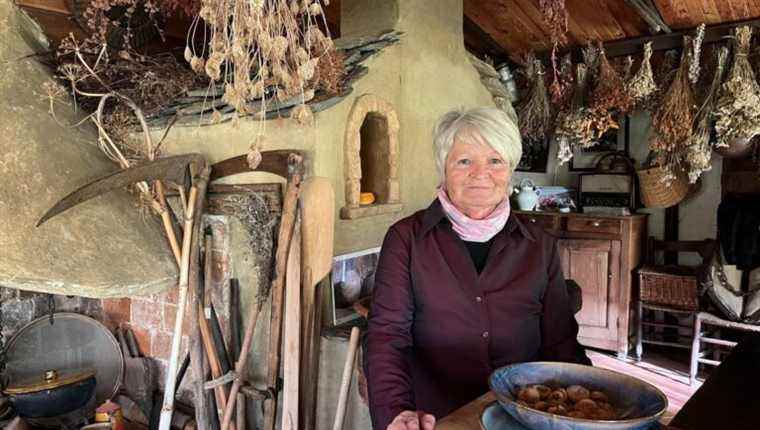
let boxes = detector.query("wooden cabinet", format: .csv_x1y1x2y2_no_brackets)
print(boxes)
514,211,647,358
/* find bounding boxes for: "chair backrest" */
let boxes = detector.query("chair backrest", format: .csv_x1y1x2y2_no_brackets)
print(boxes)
646,237,717,266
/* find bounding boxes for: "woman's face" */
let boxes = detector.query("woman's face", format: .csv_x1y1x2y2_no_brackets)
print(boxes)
444,131,511,219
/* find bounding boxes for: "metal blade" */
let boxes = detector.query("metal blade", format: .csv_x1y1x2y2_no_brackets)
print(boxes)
37,153,204,226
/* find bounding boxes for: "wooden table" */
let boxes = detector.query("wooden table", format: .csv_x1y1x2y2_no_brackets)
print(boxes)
437,392,495,429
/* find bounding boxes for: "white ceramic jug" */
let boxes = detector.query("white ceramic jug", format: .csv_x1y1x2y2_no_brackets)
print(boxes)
514,178,540,211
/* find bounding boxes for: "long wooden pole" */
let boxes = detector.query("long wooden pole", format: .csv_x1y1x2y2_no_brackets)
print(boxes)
158,185,198,430
199,234,235,429
333,327,361,430
220,154,304,430
281,214,302,430
188,167,212,430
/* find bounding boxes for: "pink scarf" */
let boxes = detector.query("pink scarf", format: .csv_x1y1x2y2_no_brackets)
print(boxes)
437,187,510,242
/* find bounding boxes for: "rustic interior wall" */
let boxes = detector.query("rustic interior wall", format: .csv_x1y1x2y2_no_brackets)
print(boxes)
513,110,723,266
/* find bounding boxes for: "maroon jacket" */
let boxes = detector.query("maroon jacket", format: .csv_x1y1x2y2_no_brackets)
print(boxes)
366,200,589,429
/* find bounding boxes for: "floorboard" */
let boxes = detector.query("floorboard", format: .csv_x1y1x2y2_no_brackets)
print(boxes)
588,350,701,424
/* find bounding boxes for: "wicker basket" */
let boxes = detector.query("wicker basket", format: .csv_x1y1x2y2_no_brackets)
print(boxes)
638,266,700,311
636,165,690,208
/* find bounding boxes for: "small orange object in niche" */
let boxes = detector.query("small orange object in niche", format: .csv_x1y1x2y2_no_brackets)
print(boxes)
359,192,376,205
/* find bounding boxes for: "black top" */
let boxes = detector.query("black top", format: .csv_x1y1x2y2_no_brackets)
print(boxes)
463,239,493,274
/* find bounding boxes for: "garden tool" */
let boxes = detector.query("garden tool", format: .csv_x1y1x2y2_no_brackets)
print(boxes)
299,177,335,430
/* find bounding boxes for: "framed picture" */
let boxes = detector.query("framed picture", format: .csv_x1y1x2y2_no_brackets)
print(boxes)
327,246,381,326
516,136,550,173
569,116,630,172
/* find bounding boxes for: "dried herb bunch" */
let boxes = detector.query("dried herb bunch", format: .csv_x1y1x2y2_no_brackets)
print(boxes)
57,35,198,117
556,63,595,164
518,58,552,140
549,53,574,107
627,42,657,106
686,47,728,183
540,0,569,105
588,44,631,137
714,26,760,148
689,24,706,84
187,0,335,120
650,35,696,164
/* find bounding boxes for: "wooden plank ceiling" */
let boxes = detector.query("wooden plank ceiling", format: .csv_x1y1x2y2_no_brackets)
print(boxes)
13,0,760,61
465,0,760,62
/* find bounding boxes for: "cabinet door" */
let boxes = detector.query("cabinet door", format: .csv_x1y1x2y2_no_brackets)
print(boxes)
558,239,621,350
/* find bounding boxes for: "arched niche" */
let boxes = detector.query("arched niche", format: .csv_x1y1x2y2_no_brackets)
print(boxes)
341,94,402,219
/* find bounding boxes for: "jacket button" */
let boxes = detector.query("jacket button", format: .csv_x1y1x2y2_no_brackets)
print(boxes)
482,331,489,339
475,296,483,303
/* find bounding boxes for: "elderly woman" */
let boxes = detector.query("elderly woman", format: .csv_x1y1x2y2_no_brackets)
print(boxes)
366,107,590,430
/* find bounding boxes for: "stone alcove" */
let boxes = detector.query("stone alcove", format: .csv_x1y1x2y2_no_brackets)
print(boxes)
341,94,402,219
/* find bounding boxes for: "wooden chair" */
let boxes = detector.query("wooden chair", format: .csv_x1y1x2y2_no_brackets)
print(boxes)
689,312,760,385
635,238,716,362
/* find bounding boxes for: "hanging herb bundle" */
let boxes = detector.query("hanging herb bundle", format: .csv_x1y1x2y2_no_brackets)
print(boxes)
556,63,595,163
627,42,657,106
650,35,696,165
587,43,632,138
518,58,552,141
540,0,570,105
689,24,706,84
714,26,760,148
686,47,728,183
549,53,574,107
187,0,334,119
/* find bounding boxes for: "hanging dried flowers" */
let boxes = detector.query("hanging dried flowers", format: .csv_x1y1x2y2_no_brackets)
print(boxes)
587,43,631,138
627,42,657,106
187,0,335,119
556,63,595,164
714,26,760,148
589,43,632,114
686,47,728,183
549,53,574,107
540,0,569,106
689,24,706,84
650,35,696,165
518,58,552,141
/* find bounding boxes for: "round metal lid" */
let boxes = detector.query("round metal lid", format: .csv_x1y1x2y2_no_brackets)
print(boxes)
4,369,96,394
4,313,123,405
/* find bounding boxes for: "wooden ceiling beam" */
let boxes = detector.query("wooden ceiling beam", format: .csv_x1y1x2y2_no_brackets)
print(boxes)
603,17,760,57
463,14,513,65
625,0,672,33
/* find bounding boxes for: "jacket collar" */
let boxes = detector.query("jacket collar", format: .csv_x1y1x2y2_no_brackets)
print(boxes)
419,199,536,242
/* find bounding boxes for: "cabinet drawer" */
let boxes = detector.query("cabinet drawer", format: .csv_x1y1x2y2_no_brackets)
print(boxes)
517,213,559,230
567,217,621,235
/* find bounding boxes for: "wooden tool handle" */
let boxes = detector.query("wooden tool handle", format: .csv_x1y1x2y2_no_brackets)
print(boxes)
281,216,302,430
333,326,361,430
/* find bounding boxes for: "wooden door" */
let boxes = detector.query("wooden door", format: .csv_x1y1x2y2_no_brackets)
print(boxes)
558,239,621,350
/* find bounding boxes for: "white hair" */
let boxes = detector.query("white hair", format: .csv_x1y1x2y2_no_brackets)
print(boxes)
432,107,522,182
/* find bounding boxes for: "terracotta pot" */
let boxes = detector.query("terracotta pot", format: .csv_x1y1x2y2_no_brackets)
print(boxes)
715,136,754,158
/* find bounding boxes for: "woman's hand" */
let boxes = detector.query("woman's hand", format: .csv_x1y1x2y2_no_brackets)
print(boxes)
387,410,436,430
